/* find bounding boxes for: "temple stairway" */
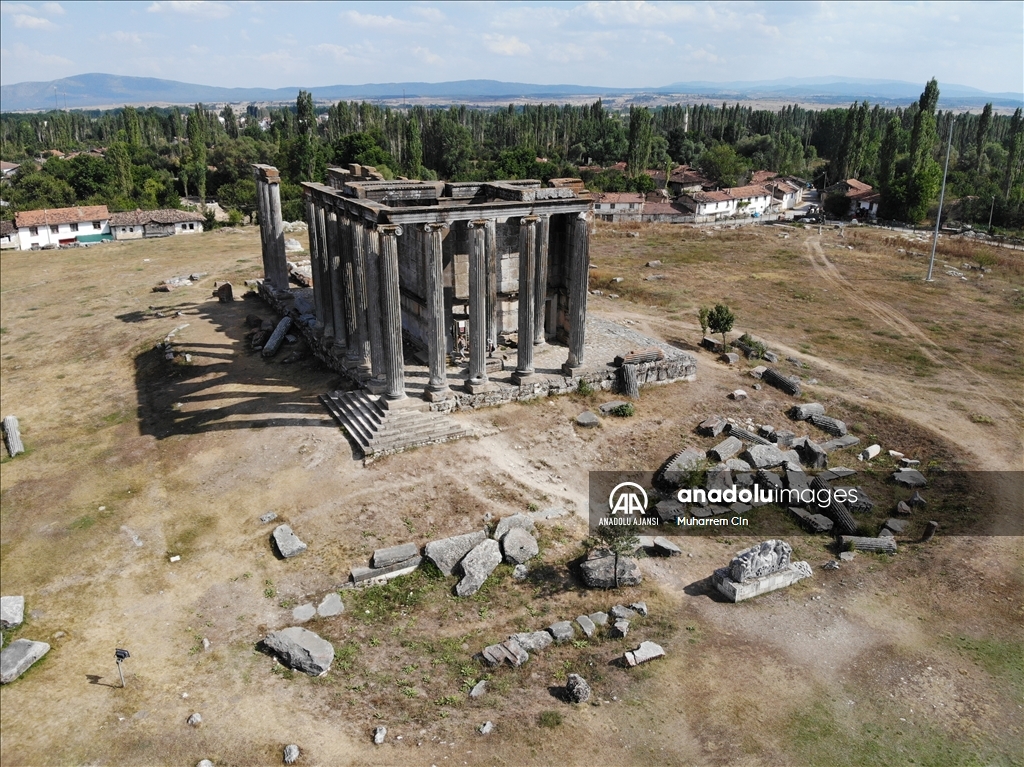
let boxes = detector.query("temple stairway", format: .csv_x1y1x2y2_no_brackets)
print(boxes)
319,390,470,458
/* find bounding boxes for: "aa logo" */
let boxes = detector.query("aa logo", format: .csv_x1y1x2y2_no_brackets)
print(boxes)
608,482,648,515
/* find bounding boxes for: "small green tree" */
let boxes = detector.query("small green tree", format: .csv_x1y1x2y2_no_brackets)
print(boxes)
707,303,735,347
698,306,710,339
593,525,640,588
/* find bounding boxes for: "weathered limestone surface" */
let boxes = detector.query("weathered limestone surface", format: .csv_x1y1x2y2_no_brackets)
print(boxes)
728,540,793,582
709,436,743,463
481,639,529,667
372,543,419,568
789,402,825,420
425,530,487,575
624,641,666,667
713,562,812,602
455,538,502,596
3,416,25,458
0,596,25,629
272,525,307,558
511,631,553,652
580,549,642,588
0,639,49,684
840,535,898,553
494,513,536,540
501,527,539,565
566,673,591,703
262,627,334,676
809,413,848,437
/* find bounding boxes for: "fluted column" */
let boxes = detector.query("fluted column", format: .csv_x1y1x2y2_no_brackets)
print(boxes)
563,211,590,373
378,225,406,401
266,180,289,291
423,222,451,400
485,218,498,354
533,215,550,345
305,195,326,335
465,220,492,393
256,180,271,282
348,215,372,374
324,207,347,351
513,216,538,383
363,225,387,391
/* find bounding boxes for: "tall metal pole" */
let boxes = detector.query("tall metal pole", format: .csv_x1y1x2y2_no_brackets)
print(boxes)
926,116,955,282
987,195,996,232
117,659,125,688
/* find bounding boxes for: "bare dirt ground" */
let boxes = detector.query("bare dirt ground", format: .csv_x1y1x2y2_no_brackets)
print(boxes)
1,222,1021,767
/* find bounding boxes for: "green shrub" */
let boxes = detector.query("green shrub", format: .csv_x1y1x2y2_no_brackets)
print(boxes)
611,403,635,417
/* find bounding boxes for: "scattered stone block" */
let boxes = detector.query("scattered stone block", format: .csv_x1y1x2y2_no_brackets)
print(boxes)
259,512,278,524
879,528,894,538
700,337,725,353
901,458,921,467
888,450,904,459
713,561,813,602
789,403,825,421
530,506,568,521
350,556,422,584
213,282,233,302
762,368,801,396
883,518,908,534
772,429,795,447
858,444,881,461
1,596,25,629
895,501,913,515
548,621,575,643
512,564,529,581
839,535,897,554
373,726,387,745
372,543,419,569
727,425,773,445
187,712,202,726
576,615,596,637
697,415,728,437
317,593,344,617
589,611,609,626
730,389,748,400
820,435,860,453
501,527,539,565
284,744,300,764
455,539,502,596
198,760,215,767
839,551,856,561
262,316,294,358
909,491,927,506
262,627,334,676
741,444,789,469
662,447,706,485
481,639,529,667
292,603,315,622
624,641,666,667
272,525,307,559
576,411,600,428
511,631,553,652
610,605,638,620
893,469,927,488
720,352,740,365
788,507,834,534
629,601,649,617
726,458,753,472
494,513,536,540
2,416,25,458
795,438,828,469
750,366,768,379
598,400,630,415
479,721,494,735
579,549,642,589
709,436,743,463
424,530,487,576
566,673,591,703
610,619,630,637
651,536,682,556
0,639,49,684
470,680,487,698
822,560,840,570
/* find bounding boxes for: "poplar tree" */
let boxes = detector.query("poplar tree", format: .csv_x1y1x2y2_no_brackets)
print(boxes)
626,106,653,178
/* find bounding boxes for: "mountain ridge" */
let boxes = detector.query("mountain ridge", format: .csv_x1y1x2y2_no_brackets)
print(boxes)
2,72,1021,112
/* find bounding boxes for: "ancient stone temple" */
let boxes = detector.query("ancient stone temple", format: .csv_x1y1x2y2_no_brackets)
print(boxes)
253,164,696,457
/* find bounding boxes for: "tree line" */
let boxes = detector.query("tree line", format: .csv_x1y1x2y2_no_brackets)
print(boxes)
1,80,1021,230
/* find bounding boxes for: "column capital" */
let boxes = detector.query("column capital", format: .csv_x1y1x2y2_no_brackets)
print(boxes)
520,215,540,226
378,224,403,237
467,219,489,229
422,222,449,234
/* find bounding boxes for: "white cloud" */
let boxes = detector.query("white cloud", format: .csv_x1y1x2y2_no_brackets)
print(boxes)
483,34,531,56
343,10,402,28
103,30,144,45
311,43,351,63
41,1,63,14
412,46,442,65
410,6,444,23
0,3,36,14
12,13,53,28
148,1,232,19
0,41,73,80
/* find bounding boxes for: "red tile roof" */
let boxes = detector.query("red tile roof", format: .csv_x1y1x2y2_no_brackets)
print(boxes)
595,192,644,204
15,205,109,228
750,170,778,184
845,178,872,193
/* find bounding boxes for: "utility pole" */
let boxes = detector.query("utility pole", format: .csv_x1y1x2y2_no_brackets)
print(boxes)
926,115,954,282
987,195,996,232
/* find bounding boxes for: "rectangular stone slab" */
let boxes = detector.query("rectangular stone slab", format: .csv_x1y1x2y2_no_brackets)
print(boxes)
1,639,50,684
350,556,423,583
712,561,813,602
372,542,419,569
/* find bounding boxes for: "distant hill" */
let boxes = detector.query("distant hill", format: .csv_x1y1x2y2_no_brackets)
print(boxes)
1,72,1020,112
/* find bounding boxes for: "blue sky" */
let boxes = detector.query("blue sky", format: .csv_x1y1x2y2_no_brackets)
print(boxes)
1,1,1021,93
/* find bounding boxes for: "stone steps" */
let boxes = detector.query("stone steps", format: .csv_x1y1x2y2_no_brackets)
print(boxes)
320,389,470,457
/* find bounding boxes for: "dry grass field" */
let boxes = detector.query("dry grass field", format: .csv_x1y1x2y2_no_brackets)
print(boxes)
1,222,1021,767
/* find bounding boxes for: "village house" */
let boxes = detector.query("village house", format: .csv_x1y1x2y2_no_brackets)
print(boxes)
109,209,205,240
679,184,774,219
13,205,111,250
593,192,644,222
0,220,17,249
667,166,713,196
828,178,881,217
0,160,20,178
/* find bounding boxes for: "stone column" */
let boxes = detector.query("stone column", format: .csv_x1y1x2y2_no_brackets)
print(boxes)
533,215,550,345
377,225,407,403
563,211,590,373
423,222,451,401
324,207,347,351
363,224,387,393
266,180,289,292
465,220,493,393
305,195,326,334
350,216,372,375
256,179,271,281
314,200,336,343
485,218,498,354
512,216,539,384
